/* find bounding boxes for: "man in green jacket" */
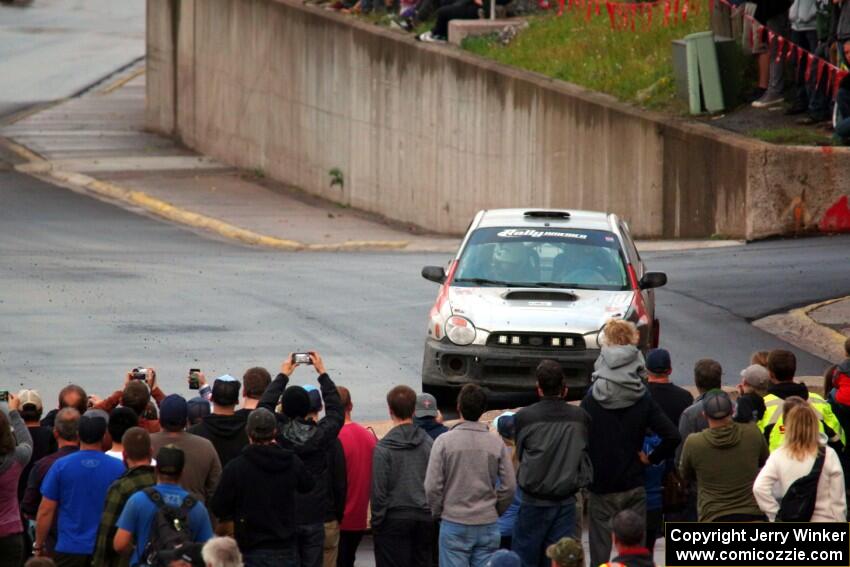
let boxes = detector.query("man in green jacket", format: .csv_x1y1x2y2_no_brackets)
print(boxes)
679,390,769,522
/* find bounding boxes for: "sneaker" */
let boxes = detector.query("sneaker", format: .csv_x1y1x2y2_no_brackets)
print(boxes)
745,87,766,102
391,16,414,31
796,115,827,125
751,92,784,108
784,103,808,116
417,31,446,42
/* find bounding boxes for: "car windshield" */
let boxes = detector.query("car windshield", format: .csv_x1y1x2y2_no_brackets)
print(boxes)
453,227,629,290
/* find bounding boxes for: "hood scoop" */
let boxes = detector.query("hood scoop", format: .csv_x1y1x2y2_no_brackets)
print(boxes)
503,290,578,302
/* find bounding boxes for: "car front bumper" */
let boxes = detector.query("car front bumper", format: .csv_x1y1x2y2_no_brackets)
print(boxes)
421,338,598,395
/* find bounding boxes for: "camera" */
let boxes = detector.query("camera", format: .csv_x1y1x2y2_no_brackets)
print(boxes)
292,353,313,365
0,391,7,403
189,369,201,390
131,368,148,380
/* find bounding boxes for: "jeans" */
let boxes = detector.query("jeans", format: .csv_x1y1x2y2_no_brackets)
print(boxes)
588,487,646,567
439,520,500,567
431,0,482,38
511,498,577,567
764,13,788,97
0,534,23,567
244,548,298,567
337,531,365,567
790,30,820,110
373,518,435,567
296,523,326,567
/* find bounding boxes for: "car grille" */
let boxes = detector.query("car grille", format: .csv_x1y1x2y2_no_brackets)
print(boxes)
485,332,586,350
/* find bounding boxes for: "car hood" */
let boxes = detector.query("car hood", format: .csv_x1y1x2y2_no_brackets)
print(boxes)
448,286,633,334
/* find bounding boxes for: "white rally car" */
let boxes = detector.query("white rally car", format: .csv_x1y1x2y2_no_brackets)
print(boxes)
420,209,667,400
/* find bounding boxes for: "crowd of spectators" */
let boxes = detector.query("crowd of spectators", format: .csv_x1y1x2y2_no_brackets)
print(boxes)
1,328,850,567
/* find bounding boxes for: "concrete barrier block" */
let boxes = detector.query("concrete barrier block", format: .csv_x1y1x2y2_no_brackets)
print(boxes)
447,18,528,46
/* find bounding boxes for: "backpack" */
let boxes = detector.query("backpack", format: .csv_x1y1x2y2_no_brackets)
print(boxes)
141,487,198,567
776,448,825,522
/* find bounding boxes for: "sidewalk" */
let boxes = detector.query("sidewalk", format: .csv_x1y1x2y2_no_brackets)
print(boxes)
0,62,743,255
754,296,850,364
0,63,459,252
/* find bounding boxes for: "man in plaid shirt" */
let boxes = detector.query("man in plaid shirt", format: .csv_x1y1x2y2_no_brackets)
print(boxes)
92,427,156,567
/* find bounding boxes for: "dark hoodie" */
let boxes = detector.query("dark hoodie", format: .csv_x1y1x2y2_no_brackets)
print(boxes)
258,372,344,526
679,422,768,521
188,412,249,467
733,392,766,424
371,423,433,529
768,380,809,400
210,443,315,551
415,416,448,440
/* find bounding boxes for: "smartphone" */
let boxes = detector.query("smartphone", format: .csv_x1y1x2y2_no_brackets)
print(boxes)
292,353,313,365
189,368,201,390
131,368,148,380
0,391,7,403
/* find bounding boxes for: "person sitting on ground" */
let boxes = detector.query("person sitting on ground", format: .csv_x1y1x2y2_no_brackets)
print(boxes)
734,364,770,424
202,537,243,567
188,376,249,468
105,407,140,462
426,384,516,567
0,393,34,566
210,408,314,567
679,390,769,522
239,367,271,415
34,412,125,564
603,510,655,567
41,385,88,429
336,386,377,567
581,320,679,567
21,409,80,556
96,370,165,433
545,537,584,567
371,385,435,567
414,393,448,440
753,399,846,522
93,427,157,567
513,360,591,566
257,352,344,567
113,445,213,567
417,0,506,42
758,349,842,453
150,395,222,504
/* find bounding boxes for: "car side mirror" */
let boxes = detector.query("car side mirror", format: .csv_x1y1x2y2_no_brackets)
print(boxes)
639,272,667,289
421,266,446,284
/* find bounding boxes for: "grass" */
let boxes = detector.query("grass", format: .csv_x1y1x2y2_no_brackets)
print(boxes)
462,3,711,109
750,126,833,146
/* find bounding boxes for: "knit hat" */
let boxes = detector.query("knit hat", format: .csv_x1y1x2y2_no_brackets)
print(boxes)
281,386,311,419
303,384,323,413
702,389,733,419
212,375,241,406
246,408,277,440
159,394,189,429
546,537,585,567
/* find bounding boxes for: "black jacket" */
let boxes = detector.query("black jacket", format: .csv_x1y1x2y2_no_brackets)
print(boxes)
326,439,347,523
733,392,766,424
581,390,680,494
768,380,809,400
258,372,344,526
371,423,433,529
415,416,449,440
188,413,249,468
211,443,314,551
514,397,593,503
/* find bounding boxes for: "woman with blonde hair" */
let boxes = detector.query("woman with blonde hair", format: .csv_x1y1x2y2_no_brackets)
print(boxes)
753,399,846,522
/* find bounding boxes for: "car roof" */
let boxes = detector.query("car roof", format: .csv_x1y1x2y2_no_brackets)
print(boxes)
474,209,616,232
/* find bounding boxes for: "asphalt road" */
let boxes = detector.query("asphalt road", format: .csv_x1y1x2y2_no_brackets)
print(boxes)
2,170,849,419
0,0,144,119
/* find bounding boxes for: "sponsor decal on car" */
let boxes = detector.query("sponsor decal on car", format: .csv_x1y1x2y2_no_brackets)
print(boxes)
496,229,589,239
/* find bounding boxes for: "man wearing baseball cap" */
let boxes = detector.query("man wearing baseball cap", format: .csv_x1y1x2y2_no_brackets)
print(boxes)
679,390,769,522
114,445,213,566
188,375,249,468
733,365,770,424
414,393,447,440
211,408,315,566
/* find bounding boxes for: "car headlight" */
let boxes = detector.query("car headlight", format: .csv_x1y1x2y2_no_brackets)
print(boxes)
445,316,476,345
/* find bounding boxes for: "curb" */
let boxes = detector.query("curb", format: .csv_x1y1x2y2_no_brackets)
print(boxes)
753,296,850,364
3,138,411,252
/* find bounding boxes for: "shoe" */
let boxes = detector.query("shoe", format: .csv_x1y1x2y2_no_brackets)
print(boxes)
391,16,414,31
417,31,445,42
796,115,827,125
745,87,766,103
784,104,808,116
751,92,784,108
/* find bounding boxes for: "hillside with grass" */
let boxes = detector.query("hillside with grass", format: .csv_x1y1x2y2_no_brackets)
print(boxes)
463,4,711,110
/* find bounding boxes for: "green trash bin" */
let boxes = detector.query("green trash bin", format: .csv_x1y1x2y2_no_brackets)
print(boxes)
683,31,725,114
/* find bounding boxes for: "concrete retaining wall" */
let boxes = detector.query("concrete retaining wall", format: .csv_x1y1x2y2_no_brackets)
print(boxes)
146,0,850,239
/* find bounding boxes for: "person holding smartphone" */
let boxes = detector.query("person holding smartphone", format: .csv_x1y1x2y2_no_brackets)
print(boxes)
0,393,34,567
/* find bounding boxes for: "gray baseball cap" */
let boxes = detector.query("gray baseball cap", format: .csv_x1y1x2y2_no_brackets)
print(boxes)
741,364,770,392
415,393,438,418
246,408,277,439
702,389,733,419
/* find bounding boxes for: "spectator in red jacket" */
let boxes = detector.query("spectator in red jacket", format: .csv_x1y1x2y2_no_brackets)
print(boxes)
335,386,377,567
95,370,165,433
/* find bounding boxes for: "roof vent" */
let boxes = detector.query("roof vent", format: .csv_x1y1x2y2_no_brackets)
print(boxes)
523,210,571,219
